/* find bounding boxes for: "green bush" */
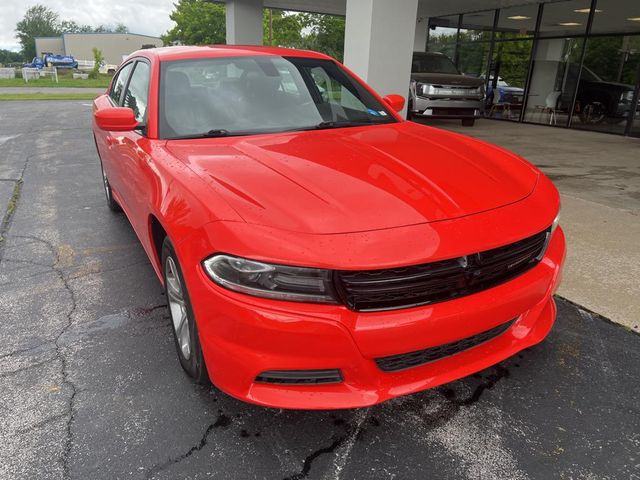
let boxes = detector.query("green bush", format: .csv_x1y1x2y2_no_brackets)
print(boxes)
89,47,103,79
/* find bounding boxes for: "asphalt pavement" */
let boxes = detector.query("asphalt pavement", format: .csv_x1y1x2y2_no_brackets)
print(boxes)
0,101,638,480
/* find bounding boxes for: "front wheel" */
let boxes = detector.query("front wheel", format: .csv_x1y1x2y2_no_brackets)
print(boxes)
579,100,607,124
162,237,210,384
462,118,475,127
100,162,121,212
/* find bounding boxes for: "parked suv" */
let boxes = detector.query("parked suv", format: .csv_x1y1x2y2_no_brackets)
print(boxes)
408,52,485,126
561,63,638,125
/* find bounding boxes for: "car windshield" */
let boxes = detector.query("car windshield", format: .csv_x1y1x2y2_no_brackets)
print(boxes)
411,54,459,74
159,55,396,139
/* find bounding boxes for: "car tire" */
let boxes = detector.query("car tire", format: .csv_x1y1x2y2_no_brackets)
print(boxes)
162,237,210,385
579,98,607,124
99,161,122,212
462,118,475,127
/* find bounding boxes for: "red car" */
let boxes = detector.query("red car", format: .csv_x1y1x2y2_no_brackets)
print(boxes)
92,45,565,409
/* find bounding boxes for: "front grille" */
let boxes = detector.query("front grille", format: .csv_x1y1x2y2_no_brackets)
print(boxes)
375,318,517,372
335,229,550,312
431,108,477,116
255,369,343,385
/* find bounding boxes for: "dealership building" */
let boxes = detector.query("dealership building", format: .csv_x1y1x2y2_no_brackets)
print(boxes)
34,32,162,66
219,0,640,137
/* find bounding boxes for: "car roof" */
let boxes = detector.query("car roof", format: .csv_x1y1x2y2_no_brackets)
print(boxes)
129,45,334,62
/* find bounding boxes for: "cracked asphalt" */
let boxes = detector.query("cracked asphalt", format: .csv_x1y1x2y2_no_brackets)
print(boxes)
0,101,639,480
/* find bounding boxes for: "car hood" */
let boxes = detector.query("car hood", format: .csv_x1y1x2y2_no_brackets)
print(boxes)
165,122,538,234
411,73,484,87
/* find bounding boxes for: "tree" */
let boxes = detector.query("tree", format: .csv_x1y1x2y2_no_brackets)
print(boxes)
263,10,304,47
15,5,60,60
162,0,226,46
299,14,346,61
161,1,346,59
113,23,128,34
0,49,22,65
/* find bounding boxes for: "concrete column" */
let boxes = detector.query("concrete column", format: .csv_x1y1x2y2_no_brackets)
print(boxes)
343,0,419,116
225,0,263,45
414,17,427,52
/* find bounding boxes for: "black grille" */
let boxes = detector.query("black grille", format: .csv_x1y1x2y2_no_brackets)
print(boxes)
336,229,550,312
375,318,516,372
255,369,342,385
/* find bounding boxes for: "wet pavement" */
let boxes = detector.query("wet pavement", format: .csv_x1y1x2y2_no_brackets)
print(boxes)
0,102,639,479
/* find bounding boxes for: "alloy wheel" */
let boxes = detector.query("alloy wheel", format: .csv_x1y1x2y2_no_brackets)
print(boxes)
101,165,111,202
165,256,192,360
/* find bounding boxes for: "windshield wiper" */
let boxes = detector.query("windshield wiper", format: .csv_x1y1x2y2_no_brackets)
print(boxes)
284,120,388,133
168,129,235,140
314,120,380,129
202,129,230,137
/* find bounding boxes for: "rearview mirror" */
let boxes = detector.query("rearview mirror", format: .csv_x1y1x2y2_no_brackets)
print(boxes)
382,94,405,113
94,107,138,131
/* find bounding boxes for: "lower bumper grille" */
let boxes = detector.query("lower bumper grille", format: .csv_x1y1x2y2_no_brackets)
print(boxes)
375,318,517,372
255,369,343,385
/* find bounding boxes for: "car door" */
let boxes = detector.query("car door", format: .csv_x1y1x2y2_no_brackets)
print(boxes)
97,61,135,208
114,59,153,236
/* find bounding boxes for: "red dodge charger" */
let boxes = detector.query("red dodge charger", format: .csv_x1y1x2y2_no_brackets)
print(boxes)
92,45,565,409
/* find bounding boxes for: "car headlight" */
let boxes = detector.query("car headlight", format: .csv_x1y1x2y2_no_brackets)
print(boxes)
417,82,435,96
551,213,560,233
202,254,339,304
620,90,634,102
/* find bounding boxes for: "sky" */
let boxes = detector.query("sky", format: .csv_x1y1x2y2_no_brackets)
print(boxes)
1,0,178,51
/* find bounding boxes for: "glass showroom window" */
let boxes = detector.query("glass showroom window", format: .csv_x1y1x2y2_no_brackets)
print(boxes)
495,4,538,39
427,15,459,60
486,39,534,120
570,34,640,133
524,37,585,126
458,10,495,82
538,0,591,38
572,0,640,135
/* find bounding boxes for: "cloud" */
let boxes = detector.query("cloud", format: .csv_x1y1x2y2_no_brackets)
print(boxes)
1,0,176,51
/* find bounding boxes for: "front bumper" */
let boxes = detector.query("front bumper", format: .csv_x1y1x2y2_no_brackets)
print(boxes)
412,96,484,119
187,226,565,410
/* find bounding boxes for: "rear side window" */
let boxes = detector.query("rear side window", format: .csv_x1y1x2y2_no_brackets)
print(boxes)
123,61,150,123
109,62,133,105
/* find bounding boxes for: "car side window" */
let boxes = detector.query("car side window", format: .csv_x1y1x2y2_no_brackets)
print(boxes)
122,61,150,124
109,62,134,105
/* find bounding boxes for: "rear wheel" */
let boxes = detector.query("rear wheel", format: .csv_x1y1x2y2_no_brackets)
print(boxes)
462,118,475,127
162,237,210,385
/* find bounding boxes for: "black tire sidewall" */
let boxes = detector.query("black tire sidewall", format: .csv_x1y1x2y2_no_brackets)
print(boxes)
161,237,209,384
98,158,121,212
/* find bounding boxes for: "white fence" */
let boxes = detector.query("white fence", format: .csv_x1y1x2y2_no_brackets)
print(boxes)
76,59,118,74
21,67,58,83
0,68,15,79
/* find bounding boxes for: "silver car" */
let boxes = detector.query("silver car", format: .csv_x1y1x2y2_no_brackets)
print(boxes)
408,52,485,126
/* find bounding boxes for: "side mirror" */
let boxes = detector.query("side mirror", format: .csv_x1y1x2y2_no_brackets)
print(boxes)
382,94,405,113
94,107,138,131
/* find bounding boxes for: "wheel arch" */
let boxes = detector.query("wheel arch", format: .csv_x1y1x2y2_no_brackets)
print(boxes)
149,214,168,276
